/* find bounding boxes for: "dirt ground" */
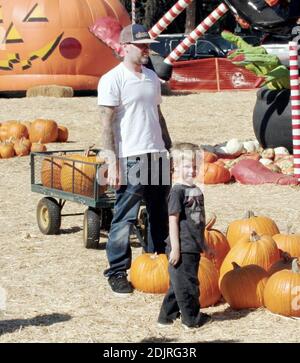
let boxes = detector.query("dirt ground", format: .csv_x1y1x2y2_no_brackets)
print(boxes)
0,91,299,343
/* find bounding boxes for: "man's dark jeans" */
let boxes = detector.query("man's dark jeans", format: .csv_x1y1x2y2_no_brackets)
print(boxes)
104,153,170,278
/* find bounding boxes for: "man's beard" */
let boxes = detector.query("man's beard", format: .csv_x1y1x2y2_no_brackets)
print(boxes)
140,55,149,65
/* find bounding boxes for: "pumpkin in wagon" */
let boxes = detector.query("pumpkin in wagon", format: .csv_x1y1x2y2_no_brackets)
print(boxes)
60,149,106,197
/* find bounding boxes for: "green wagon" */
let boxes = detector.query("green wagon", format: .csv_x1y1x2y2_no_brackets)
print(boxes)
30,149,148,250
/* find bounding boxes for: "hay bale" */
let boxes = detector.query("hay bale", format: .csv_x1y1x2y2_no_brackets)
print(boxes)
26,85,74,98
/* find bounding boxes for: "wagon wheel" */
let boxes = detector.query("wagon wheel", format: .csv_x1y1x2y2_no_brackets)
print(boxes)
36,197,61,235
101,208,113,231
83,208,101,249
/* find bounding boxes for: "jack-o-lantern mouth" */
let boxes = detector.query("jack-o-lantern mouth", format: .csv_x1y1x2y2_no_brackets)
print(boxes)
0,32,64,70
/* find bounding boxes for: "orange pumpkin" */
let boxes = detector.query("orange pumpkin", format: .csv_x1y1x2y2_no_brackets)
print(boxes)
220,263,268,309
220,231,280,279
13,137,31,156
198,256,221,308
29,119,58,143
0,141,15,158
202,162,231,184
264,259,300,317
0,121,17,141
202,214,230,270
0,0,130,92
7,122,29,140
272,233,300,258
41,156,63,189
226,211,279,248
60,150,106,197
130,253,169,294
203,151,218,163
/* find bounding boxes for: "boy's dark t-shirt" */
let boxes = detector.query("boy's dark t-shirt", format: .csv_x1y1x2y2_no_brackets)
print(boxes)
165,183,206,254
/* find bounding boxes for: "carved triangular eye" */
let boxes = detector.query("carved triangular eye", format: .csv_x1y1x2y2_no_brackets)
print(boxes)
3,22,23,43
23,3,48,22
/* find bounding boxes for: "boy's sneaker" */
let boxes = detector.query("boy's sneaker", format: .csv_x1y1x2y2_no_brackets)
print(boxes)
182,313,212,330
157,318,175,328
157,312,180,328
108,273,133,295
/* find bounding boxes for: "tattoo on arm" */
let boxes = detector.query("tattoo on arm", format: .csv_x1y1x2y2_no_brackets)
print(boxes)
99,106,116,152
158,106,172,150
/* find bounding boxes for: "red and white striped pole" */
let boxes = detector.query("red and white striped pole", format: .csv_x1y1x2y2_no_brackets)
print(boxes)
289,41,300,180
132,0,136,24
164,3,228,65
149,0,194,39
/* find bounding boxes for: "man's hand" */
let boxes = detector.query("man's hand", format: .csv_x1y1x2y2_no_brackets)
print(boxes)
107,161,120,190
222,31,290,90
169,247,180,266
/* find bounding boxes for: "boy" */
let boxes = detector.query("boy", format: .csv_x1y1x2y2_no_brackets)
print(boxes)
157,142,212,329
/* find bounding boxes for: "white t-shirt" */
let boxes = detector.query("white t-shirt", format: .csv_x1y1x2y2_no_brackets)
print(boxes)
97,63,166,158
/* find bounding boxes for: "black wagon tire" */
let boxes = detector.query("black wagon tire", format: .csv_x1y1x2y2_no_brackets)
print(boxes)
36,197,61,235
83,208,101,249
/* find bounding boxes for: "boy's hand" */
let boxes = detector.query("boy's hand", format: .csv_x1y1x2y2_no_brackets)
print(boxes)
169,248,180,266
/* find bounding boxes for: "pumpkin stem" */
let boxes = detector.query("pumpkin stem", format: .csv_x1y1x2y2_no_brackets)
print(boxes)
250,231,260,242
292,259,300,273
205,214,216,230
280,251,292,263
232,262,241,270
245,210,255,219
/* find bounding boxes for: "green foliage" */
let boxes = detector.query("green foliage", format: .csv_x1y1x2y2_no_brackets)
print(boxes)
222,31,290,90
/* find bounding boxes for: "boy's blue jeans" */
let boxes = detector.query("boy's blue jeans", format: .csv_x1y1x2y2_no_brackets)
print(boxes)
104,153,170,278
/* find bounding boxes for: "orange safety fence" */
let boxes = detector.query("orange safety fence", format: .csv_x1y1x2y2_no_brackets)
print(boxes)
169,58,261,91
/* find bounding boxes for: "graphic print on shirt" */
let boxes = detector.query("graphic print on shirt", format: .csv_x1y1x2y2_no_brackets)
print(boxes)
184,187,205,225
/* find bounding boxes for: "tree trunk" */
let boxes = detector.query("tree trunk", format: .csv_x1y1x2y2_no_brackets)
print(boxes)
185,1,197,33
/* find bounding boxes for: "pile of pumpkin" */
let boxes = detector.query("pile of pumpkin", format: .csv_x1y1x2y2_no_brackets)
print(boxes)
201,138,294,184
0,119,69,159
41,148,106,197
130,211,300,318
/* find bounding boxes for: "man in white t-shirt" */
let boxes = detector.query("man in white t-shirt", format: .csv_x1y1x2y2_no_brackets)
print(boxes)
98,24,172,295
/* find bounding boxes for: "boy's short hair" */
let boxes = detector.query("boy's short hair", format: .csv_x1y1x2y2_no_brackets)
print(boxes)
170,142,201,162
170,143,203,175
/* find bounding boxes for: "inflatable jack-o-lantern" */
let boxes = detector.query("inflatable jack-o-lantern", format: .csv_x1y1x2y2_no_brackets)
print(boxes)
0,0,130,92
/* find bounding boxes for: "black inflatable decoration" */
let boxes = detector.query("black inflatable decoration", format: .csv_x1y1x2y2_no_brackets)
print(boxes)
223,1,300,152
223,0,300,36
253,87,292,152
